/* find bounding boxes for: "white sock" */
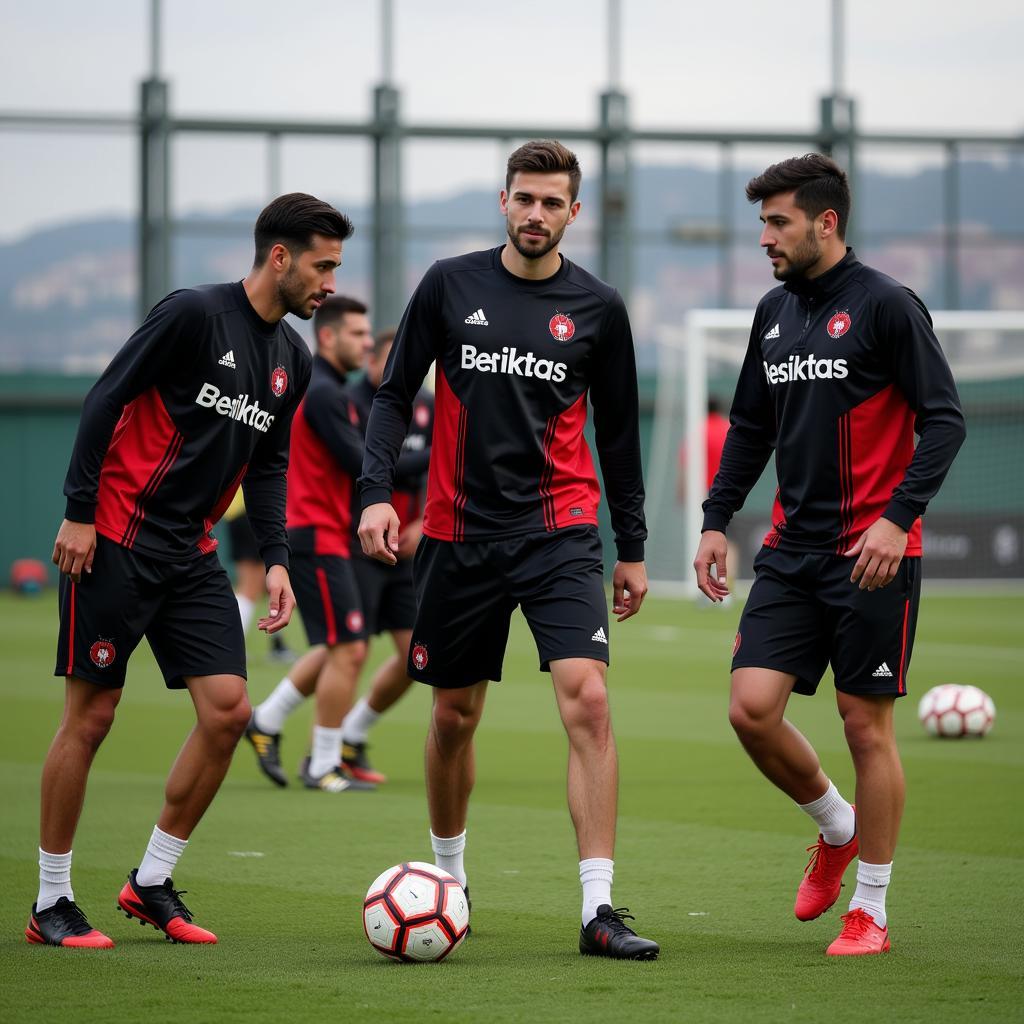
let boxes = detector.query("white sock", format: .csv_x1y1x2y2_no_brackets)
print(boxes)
136,826,188,887
37,848,74,912
797,780,856,846
342,697,380,745
580,857,614,926
236,593,255,633
254,678,305,734
849,860,892,928
430,830,467,888
310,725,343,778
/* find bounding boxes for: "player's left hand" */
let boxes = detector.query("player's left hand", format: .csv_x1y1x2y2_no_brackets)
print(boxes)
612,561,648,621
847,517,908,591
260,564,296,634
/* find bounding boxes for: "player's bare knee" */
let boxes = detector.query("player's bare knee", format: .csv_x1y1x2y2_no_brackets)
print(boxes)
728,696,773,742
71,693,119,749
563,676,611,741
842,712,892,759
431,697,480,748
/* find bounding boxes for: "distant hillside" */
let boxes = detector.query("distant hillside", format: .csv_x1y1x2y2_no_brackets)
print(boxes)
1,160,1021,370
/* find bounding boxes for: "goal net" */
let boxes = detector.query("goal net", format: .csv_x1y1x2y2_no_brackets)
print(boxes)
646,310,1024,592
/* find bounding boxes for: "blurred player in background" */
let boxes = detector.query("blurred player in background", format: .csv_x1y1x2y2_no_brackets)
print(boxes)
245,300,429,791
359,140,659,960
224,492,293,661
693,154,965,956
341,327,433,783
34,193,351,948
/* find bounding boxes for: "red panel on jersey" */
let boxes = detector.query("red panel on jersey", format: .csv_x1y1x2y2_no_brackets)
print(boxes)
839,384,921,556
95,387,183,550
422,367,467,542
197,463,248,555
763,488,786,548
286,402,352,557
541,392,601,532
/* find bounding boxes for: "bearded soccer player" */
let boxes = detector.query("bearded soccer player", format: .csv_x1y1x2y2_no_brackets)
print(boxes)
692,154,965,956
31,194,352,949
358,140,658,960
245,301,429,791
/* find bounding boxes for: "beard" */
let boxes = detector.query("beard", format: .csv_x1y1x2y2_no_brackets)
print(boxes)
506,219,566,261
770,226,822,281
277,265,319,320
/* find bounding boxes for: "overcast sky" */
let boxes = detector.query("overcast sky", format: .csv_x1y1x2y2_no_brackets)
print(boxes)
1,0,1021,243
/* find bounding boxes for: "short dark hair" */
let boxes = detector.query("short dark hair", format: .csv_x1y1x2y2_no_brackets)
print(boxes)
253,192,354,267
372,327,397,357
506,140,582,203
745,154,851,239
313,295,367,334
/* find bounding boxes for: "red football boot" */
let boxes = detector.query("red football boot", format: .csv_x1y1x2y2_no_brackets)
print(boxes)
26,897,115,948
118,870,217,944
826,908,891,956
794,829,858,921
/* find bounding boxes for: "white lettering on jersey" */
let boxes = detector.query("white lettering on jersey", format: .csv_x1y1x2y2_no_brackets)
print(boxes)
762,355,848,385
195,382,276,433
461,344,567,384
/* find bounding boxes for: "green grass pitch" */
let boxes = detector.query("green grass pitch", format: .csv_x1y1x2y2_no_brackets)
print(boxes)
0,589,1021,1023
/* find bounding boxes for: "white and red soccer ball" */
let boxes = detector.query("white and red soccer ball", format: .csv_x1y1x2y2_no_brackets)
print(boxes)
363,862,469,962
917,684,996,738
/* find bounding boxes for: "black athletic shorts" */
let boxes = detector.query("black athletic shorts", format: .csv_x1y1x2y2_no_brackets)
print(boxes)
291,552,367,647
409,525,609,688
732,546,922,698
227,514,261,563
54,535,246,690
352,553,417,635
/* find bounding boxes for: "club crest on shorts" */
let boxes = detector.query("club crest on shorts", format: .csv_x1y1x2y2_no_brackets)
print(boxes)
548,312,575,343
826,311,851,339
346,610,364,634
412,644,429,671
732,631,742,657
271,366,288,398
89,639,116,668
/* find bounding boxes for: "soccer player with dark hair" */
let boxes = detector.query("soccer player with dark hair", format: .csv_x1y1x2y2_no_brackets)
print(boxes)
359,139,659,959
692,154,965,956
245,302,430,791
30,193,352,949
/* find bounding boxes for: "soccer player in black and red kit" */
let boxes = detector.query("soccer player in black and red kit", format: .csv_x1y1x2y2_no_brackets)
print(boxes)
359,140,659,959
692,155,965,956
245,302,430,791
29,194,352,949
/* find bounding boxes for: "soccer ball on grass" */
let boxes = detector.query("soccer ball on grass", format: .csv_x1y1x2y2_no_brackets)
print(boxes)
363,862,469,962
917,684,996,738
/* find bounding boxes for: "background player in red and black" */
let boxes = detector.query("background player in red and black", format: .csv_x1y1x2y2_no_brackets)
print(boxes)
245,300,429,792
33,194,352,949
692,154,965,957
358,141,658,960
340,327,433,783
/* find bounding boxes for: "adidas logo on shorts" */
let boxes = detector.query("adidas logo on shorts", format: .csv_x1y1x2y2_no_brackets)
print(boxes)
872,662,894,678
591,627,608,644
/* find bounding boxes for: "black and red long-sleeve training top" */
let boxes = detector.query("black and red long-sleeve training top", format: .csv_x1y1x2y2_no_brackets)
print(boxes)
702,250,966,556
347,374,433,542
63,282,312,570
358,247,647,562
287,356,431,558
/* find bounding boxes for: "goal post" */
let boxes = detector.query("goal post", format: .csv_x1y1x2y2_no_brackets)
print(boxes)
646,310,1024,594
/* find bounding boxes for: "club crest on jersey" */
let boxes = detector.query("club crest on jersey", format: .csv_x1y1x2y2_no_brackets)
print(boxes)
549,312,575,342
412,644,429,671
271,366,288,398
89,639,116,668
827,311,851,339
346,610,364,634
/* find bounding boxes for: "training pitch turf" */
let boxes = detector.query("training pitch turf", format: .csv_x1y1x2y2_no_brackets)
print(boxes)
0,590,1021,1023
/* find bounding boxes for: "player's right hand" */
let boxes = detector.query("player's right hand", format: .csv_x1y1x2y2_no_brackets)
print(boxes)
52,519,97,583
693,529,730,602
358,502,400,565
